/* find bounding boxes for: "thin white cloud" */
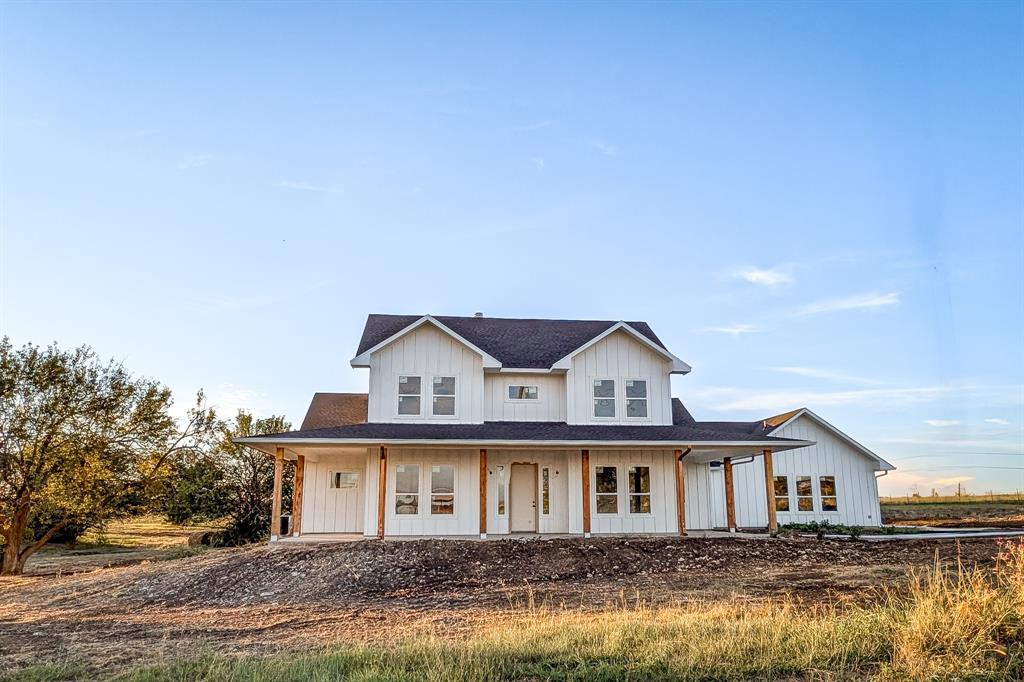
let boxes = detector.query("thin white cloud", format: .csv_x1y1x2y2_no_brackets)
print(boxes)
586,139,618,157
873,436,1023,452
985,418,1010,425
277,180,336,193
924,419,960,427
933,475,975,487
510,120,553,133
794,291,899,316
532,157,546,173
177,154,215,170
735,267,793,287
700,324,759,335
768,366,884,386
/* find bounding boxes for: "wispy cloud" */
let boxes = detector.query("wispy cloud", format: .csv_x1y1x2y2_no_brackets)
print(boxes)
934,475,975,487
700,324,759,335
768,366,884,385
586,139,618,157
924,419,960,427
176,154,215,170
794,291,899,316
532,157,546,173
875,436,1022,452
509,120,553,133
735,267,793,287
277,180,336,193
985,418,1010,425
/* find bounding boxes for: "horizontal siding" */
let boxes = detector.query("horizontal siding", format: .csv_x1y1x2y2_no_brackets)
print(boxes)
483,373,567,421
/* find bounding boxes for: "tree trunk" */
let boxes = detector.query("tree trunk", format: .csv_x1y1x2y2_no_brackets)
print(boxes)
0,500,31,576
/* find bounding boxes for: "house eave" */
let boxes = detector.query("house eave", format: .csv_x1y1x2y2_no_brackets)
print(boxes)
350,314,503,369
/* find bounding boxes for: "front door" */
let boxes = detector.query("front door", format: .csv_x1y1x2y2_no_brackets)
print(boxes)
509,464,538,533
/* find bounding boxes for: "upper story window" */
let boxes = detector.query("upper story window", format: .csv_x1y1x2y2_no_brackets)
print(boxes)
625,380,648,418
432,376,456,416
397,376,422,415
593,379,615,418
508,385,539,400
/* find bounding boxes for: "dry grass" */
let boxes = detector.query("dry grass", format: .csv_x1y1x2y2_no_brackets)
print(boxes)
11,540,1022,681
882,493,1024,506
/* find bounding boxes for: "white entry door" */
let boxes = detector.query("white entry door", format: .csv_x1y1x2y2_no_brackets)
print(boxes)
509,464,538,533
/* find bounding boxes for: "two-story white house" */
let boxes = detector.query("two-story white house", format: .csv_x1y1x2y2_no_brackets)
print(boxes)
237,314,894,540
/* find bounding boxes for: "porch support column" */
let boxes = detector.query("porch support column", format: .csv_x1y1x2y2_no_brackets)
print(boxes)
270,447,284,542
292,454,305,537
674,448,690,536
479,449,488,539
581,449,591,538
377,446,388,540
763,448,777,535
723,456,736,533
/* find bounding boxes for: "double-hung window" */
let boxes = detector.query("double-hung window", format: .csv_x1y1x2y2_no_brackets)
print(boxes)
796,475,814,511
628,466,651,513
395,464,420,514
595,466,618,513
398,376,422,416
432,376,456,416
819,476,838,511
625,380,648,418
431,465,455,515
773,476,790,511
593,380,616,418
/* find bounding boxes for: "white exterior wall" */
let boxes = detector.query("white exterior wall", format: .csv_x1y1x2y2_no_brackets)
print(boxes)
300,451,368,534
484,373,567,421
684,461,728,530
367,324,485,423
379,448,480,536
486,450,571,534
565,331,673,425
732,415,883,527
585,449,679,534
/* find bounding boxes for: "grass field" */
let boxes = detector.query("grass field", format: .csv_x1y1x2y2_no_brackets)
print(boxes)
9,539,1024,681
881,494,1024,529
882,493,1024,506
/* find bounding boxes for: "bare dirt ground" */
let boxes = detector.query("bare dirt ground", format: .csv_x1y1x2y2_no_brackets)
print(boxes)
882,502,1024,528
0,535,1008,675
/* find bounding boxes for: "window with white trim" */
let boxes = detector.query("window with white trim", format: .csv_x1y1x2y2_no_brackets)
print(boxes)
595,466,618,513
395,464,419,514
774,476,790,511
593,379,615,418
496,465,506,515
431,464,455,515
329,471,358,490
819,476,838,512
625,380,648,418
628,466,651,513
541,467,550,515
796,475,814,511
508,385,539,400
432,376,456,416
397,376,422,416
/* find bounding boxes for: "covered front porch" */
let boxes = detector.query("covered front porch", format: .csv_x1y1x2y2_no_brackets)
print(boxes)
263,442,797,541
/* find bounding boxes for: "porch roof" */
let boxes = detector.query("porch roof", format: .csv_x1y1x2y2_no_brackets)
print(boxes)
234,420,812,453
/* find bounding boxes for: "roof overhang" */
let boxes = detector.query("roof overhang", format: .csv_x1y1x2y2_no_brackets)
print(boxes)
350,315,502,370
549,321,691,374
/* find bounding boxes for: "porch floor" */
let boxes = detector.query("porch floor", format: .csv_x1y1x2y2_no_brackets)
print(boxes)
276,530,755,544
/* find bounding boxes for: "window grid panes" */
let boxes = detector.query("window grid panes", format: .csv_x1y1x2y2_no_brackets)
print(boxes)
819,475,838,512
628,466,651,513
395,464,420,514
796,475,814,511
508,385,539,400
398,375,421,415
595,465,618,513
541,467,550,515
593,380,616,418
430,464,455,515
432,376,456,416
625,380,648,418
773,476,790,511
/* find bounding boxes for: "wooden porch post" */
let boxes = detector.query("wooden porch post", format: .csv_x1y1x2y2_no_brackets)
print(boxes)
292,454,305,537
270,447,284,541
763,449,777,535
674,449,689,536
377,446,388,539
581,449,591,538
479,449,488,539
723,457,736,533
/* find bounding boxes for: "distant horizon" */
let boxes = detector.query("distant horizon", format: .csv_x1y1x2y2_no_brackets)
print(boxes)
1,1,1021,497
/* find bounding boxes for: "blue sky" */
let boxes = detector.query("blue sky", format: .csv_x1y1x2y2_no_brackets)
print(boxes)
1,1,1021,496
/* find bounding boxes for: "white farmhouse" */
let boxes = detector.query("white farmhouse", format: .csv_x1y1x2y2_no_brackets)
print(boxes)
238,314,894,540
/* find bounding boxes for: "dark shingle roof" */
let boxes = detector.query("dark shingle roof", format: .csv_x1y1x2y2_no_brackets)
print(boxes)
300,393,368,430
356,314,669,369
242,420,802,445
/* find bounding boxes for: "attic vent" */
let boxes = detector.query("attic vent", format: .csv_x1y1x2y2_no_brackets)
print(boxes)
474,312,483,318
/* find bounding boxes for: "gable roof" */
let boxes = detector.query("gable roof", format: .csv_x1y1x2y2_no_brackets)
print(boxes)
300,393,368,430
760,408,895,471
352,314,687,371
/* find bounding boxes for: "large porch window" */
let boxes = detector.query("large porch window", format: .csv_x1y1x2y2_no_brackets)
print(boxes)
431,464,455,514
820,475,838,511
395,464,420,514
796,475,814,511
595,465,618,513
773,475,790,511
628,466,651,513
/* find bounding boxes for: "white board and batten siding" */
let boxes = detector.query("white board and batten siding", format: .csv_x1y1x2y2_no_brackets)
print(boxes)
583,450,680,534
486,450,571,535
731,415,883,527
300,451,368,534
484,373,567,421
566,330,673,425
366,324,485,423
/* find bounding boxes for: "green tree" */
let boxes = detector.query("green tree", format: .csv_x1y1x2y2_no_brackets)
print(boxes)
217,410,292,545
0,338,217,575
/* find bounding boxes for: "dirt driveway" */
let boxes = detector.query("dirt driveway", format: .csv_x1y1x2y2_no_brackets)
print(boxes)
0,535,1008,675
